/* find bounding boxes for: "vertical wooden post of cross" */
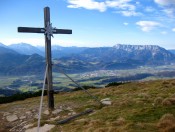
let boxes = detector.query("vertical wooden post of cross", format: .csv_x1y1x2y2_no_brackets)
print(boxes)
44,7,54,110
18,6,72,110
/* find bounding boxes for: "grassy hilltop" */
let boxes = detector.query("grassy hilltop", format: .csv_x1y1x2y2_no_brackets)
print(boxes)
0,79,175,132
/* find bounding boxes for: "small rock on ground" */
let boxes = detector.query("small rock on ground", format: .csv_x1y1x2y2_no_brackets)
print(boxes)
25,124,55,132
47,115,60,121
23,124,34,129
3,112,10,116
6,114,18,122
19,116,26,120
101,98,112,105
43,110,50,115
52,109,62,115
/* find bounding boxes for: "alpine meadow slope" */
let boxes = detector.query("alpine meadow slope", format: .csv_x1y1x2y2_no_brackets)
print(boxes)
0,79,175,131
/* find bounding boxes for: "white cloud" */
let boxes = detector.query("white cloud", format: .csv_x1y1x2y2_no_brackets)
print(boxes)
123,22,129,26
135,1,140,5
67,0,141,17
145,6,155,12
154,0,175,6
106,0,141,17
154,0,175,17
172,28,175,32
136,21,161,32
161,31,167,34
106,0,135,10
163,8,175,17
67,0,106,12
120,10,141,16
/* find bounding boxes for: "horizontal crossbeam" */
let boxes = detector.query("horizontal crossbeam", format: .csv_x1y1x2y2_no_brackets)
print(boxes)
54,29,72,34
18,27,44,33
18,27,72,34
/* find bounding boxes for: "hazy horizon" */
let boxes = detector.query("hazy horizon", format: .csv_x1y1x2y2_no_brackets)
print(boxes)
1,41,175,50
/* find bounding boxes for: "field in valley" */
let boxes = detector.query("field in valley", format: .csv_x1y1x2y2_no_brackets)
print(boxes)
1,65,175,96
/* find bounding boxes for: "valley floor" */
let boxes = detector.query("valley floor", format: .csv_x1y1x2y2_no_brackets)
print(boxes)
1,65,175,97
0,79,175,131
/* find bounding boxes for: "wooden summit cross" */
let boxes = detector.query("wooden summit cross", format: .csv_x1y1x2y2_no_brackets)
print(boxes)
18,7,72,110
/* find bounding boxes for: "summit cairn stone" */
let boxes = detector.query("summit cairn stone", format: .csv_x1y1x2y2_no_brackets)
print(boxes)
100,98,112,105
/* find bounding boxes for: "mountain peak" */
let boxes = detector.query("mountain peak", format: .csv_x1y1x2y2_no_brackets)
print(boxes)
9,43,44,56
10,43,34,47
113,44,161,51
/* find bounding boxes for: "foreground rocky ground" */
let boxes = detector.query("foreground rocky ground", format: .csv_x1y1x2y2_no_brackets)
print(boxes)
1,79,175,132
0,99,78,132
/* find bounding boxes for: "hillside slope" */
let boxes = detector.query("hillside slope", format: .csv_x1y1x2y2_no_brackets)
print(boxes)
0,79,175,131
0,44,45,75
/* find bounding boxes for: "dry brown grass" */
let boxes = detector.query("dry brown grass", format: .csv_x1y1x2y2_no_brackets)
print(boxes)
93,127,109,132
154,97,163,106
111,117,126,126
138,93,150,99
93,126,123,132
171,93,175,98
157,113,175,132
88,119,105,127
162,98,175,106
162,98,172,106
162,81,170,85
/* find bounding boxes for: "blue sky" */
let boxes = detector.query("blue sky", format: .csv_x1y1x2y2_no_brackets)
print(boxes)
0,0,175,49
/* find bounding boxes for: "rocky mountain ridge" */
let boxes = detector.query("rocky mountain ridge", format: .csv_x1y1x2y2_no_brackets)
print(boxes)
0,43,174,75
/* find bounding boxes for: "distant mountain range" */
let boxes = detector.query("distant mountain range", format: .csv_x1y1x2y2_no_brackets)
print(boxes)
56,44,175,72
7,43,87,58
0,44,45,75
0,43,175,75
